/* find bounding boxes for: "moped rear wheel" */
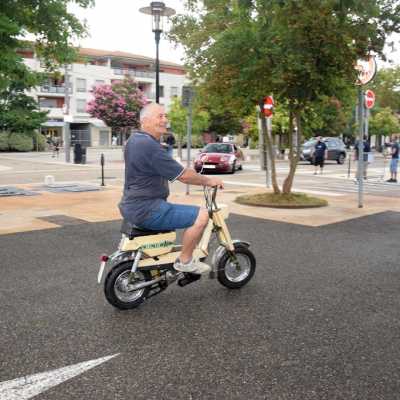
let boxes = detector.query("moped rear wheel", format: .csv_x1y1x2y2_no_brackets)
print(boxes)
104,262,151,310
217,243,256,289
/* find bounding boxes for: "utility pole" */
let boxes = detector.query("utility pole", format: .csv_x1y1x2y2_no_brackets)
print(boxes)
64,65,71,163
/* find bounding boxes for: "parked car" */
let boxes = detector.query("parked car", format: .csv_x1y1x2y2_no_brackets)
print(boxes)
300,137,347,164
194,143,244,174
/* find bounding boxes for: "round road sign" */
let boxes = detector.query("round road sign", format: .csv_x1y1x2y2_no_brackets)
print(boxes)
365,89,375,109
263,96,274,118
355,56,377,85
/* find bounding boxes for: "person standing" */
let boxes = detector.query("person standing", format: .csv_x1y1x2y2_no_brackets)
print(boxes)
354,135,371,180
387,136,399,183
165,132,175,158
312,136,328,175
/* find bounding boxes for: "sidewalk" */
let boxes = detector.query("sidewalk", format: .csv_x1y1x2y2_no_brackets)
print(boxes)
1,183,399,235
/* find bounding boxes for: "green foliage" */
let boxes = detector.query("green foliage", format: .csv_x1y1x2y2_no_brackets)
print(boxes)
369,108,400,137
33,133,46,151
0,0,92,136
0,91,48,134
8,133,33,151
0,132,10,151
168,97,210,144
368,67,400,113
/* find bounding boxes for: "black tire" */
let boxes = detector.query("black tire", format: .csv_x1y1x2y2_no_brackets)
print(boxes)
238,164,243,171
104,262,152,310
217,243,256,289
229,161,236,174
337,153,345,164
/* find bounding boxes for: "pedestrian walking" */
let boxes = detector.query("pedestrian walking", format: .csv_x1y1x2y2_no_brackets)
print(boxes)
354,135,371,180
387,136,399,183
52,137,60,158
165,132,176,158
312,136,328,175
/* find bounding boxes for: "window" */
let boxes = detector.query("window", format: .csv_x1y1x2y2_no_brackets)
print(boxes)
95,80,105,86
159,85,164,98
76,99,87,113
170,86,178,97
39,98,58,108
76,78,86,92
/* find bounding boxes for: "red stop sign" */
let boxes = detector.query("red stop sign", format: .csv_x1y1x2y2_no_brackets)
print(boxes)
263,96,274,117
365,89,375,109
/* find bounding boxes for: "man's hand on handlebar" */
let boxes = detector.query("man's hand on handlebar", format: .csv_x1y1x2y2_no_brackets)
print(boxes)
206,177,224,189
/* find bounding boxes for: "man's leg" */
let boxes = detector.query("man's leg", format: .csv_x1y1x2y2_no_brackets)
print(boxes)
179,209,209,264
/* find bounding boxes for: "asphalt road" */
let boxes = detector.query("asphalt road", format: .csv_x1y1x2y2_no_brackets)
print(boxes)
1,212,400,399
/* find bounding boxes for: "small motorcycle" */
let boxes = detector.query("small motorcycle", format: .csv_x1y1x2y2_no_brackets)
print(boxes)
97,187,256,310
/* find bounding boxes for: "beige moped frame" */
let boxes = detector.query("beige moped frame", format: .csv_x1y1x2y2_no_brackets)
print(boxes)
118,204,234,272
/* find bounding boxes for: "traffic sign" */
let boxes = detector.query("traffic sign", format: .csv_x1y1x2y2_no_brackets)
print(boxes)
182,86,194,107
263,96,274,118
355,56,377,85
365,89,375,109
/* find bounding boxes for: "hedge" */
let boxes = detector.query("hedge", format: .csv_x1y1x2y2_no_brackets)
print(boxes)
8,133,34,152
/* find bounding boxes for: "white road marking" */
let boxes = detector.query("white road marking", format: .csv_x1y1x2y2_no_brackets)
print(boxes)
222,180,344,196
0,354,119,400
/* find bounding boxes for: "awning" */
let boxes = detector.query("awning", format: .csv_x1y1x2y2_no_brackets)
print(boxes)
41,121,65,127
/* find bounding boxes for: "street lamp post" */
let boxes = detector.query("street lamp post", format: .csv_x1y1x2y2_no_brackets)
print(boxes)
139,2,176,104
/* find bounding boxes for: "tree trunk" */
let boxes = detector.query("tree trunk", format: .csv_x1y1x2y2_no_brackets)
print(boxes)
282,109,302,194
260,109,280,194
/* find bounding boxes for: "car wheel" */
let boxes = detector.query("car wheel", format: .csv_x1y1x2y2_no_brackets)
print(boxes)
229,161,236,174
337,154,345,164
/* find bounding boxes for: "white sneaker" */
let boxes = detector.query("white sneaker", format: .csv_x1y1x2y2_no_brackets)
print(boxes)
173,259,211,275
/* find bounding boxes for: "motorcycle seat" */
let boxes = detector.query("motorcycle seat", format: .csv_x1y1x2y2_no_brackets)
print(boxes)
120,220,173,240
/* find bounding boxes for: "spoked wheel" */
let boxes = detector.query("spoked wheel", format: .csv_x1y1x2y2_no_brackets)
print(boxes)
217,243,256,289
104,262,152,310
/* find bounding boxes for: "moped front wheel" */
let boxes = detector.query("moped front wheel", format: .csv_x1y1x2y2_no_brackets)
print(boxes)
217,243,256,289
104,262,151,310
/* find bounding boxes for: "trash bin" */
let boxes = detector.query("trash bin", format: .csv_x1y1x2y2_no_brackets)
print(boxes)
74,143,82,164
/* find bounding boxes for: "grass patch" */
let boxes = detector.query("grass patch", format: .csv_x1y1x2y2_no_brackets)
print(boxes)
235,192,328,209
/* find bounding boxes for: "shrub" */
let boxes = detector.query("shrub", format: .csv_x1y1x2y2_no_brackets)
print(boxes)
33,132,46,151
8,133,33,152
0,132,10,151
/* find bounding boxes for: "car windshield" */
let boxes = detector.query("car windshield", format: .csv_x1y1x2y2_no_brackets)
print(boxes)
303,140,316,148
203,144,233,153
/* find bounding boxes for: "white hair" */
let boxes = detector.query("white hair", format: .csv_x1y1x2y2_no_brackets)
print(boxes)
140,103,163,122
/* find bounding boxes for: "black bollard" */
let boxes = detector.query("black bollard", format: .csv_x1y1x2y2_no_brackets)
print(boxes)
100,153,105,186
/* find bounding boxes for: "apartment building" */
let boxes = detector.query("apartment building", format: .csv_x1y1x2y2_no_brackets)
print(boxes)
19,46,187,147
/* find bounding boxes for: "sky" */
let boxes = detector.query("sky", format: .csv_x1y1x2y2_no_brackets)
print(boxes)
68,0,186,64
69,0,400,68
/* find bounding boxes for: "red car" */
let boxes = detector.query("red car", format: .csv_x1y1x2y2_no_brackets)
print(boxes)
194,143,244,174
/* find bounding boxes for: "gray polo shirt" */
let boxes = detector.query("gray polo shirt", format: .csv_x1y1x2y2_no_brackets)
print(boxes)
119,131,184,225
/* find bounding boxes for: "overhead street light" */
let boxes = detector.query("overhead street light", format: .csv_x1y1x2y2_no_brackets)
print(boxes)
139,2,176,104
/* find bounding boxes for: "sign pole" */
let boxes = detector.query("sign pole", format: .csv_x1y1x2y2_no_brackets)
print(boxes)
357,87,364,208
186,100,193,195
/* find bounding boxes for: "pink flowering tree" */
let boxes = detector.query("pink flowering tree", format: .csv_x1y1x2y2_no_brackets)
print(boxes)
87,77,147,143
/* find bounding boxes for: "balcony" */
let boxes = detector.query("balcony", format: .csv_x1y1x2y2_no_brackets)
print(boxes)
39,85,72,95
41,107,64,118
113,68,155,79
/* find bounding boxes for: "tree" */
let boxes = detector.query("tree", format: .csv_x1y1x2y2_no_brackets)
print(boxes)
0,0,93,136
369,107,400,146
168,97,210,159
368,67,400,113
87,78,147,141
170,0,400,194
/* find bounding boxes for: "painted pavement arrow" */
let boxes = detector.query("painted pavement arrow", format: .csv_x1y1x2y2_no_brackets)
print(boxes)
0,354,119,400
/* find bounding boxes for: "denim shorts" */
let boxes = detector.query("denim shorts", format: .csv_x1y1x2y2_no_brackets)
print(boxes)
139,201,200,231
390,158,399,173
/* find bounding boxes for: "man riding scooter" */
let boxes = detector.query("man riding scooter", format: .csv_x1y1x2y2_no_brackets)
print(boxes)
119,103,224,275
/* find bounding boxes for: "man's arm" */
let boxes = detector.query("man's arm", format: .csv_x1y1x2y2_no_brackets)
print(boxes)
178,168,224,188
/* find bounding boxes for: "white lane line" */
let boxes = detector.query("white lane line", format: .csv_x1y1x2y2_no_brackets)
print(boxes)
0,354,119,400
222,180,344,196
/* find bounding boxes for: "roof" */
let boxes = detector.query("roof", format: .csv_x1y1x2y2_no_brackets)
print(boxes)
78,47,185,70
